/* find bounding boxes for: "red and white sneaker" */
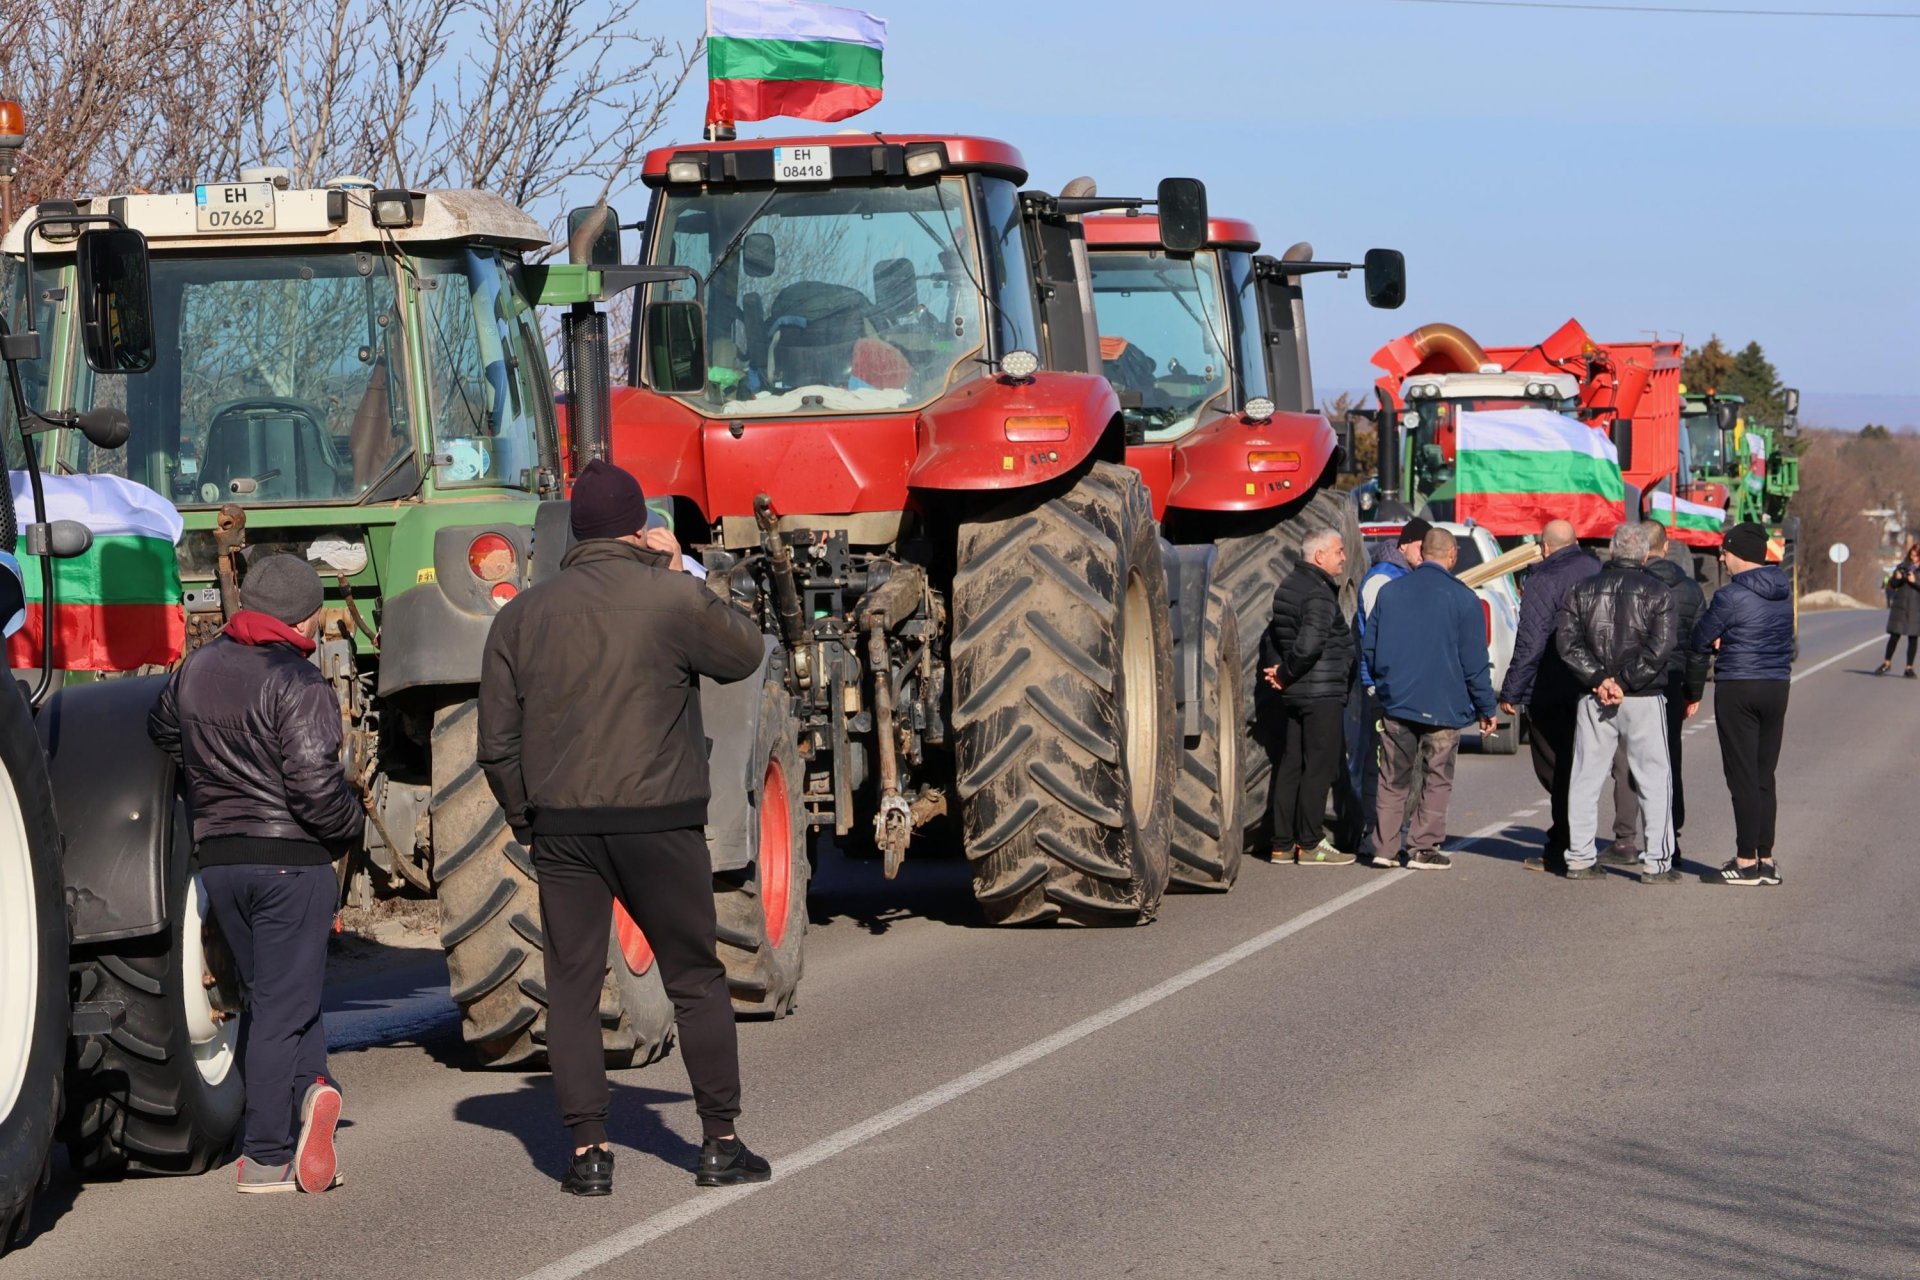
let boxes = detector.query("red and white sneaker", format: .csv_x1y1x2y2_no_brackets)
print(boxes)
295,1079,344,1193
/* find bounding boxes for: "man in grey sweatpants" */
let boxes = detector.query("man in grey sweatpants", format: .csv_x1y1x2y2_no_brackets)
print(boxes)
1555,523,1681,883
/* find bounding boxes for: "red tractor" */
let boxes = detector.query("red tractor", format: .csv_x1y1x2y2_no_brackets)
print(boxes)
1081,208,1403,876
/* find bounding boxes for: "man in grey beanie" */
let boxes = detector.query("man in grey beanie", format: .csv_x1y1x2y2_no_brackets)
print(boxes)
149,554,364,1195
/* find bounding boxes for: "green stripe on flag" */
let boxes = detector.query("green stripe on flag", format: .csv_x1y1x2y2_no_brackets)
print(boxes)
18,534,183,606
1457,450,1626,501
708,36,884,88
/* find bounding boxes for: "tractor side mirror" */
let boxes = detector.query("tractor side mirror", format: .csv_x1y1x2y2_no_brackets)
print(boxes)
1782,387,1800,423
1714,402,1737,432
1363,248,1406,310
742,233,777,279
75,227,155,374
567,205,624,267
644,300,708,395
1156,177,1208,254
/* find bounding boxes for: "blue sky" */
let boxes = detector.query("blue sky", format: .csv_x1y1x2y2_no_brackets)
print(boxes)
608,0,1919,412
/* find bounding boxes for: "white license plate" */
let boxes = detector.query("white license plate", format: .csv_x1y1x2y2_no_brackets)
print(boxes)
773,146,830,183
194,182,276,232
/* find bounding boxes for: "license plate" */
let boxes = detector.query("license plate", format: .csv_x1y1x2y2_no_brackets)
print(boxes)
773,146,830,183
194,182,276,232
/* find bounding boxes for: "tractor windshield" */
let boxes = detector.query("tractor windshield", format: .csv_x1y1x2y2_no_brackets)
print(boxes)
1088,249,1230,441
1406,395,1575,501
652,177,988,417
56,247,546,505
1683,410,1728,476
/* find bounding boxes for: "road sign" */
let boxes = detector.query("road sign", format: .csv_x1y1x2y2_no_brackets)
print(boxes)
1828,543,1851,564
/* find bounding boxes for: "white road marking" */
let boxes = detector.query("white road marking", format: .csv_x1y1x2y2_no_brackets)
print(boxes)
1791,634,1882,684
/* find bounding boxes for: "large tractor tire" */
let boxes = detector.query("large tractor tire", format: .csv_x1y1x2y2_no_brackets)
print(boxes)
431,700,673,1069
951,462,1177,926
0,684,65,1251
714,679,808,1017
64,857,245,1177
1168,582,1247,891
1211,483,1364,855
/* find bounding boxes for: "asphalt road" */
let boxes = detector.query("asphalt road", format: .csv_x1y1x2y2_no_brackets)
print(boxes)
5,607,1914,1280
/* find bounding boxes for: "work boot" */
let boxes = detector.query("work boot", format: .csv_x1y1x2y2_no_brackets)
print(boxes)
697,1136,773,1187
1296,840,1356,866
562,1146,615,1196
1598,845,1641,868
1407,850,1452,871
1639,868,1685,885
1562,864,1608,881
295,1079,343,1194
236,1159,298,1194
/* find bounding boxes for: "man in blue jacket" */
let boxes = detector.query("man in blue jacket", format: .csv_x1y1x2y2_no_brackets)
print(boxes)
1363,528,1497,869
1348,518,1429,862
1692,521,1795,885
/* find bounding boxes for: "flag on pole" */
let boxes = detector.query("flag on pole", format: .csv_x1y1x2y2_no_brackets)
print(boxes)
7,472,186,671
707,0,887,125
1650,490,1727,549
1454,409,1626,539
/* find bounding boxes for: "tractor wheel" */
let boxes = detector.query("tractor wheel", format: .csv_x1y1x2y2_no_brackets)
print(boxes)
1211,483,1363,855
951,462,1176,926
1168,582,1247,891
0,683,65,1251
432,700,673,1069
63,854,245,1177
714,678,808,1017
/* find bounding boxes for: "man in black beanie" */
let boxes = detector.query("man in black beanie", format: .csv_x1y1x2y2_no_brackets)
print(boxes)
478,459,769,1195
149,554,363,1195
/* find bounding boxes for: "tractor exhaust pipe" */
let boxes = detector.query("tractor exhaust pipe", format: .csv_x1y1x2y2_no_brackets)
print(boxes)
564,209,613,472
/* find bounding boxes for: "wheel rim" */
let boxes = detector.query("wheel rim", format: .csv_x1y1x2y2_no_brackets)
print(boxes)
760,758,792,949
1121,568,1160,827
0,773,37,1124
181,875,238,1087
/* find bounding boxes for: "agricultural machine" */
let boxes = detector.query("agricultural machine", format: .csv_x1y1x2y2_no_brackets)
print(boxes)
1677,385,1803,590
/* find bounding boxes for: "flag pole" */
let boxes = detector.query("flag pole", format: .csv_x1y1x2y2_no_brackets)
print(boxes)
704,0,736,142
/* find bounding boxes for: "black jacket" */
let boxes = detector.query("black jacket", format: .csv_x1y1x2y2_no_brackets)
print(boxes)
1499,543,1601,709
1556,560,1679,698
1645,556,1709,701
1261,561,1356,706
1692,565,1794,681
478,539,765,842
148,611,364,864
1887,561,1920,636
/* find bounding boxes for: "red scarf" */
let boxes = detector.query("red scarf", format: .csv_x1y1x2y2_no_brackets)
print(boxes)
223,610,318,655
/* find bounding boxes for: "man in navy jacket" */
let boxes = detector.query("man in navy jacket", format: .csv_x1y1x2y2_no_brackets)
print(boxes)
1692,521,1795,885
1363,528,1497,869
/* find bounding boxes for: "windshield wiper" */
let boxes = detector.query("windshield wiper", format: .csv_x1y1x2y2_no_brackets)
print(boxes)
706,189,785,286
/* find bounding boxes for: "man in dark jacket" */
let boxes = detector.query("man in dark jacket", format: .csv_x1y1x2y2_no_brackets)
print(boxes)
1261,528,1357,865
479,459,768,1196
149,555,362,1195
1347,518,1429,861
1362,528,1497,870
1643,521,1708,858
1691,521,1795,885
1556,523,1679,882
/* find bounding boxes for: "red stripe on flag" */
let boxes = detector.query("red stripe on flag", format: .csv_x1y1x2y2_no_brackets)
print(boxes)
1666,525,1724,550
1456,491,1625,541
6,603,186,671
707,78,883,124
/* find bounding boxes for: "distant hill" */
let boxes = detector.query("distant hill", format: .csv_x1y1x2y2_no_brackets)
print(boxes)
1798,392,1920,433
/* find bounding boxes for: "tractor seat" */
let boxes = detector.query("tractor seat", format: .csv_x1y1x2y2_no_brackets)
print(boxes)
199,400,348,502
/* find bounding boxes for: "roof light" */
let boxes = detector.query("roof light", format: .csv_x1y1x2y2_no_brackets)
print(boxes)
1005,415,1069,442
1243,397,1276,423
0,99,24,151
904,145,945,177
666,157,705,184
1000,349,1040,380
1524,381,1545,398
371,188,415,228
1399,410,1420,430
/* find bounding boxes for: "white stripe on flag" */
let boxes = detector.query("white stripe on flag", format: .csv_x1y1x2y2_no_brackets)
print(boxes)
1651,492,1726,523
710,0,888,48
1456,408,1619,464
9,472,184,544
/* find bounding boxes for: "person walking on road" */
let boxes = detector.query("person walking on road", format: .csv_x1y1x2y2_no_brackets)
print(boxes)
147,555,362,1195
1555,523,1679,883
1877,541,1920,677
478,459,772,1196
1642,521,1708,862
1362,527,1497,870
1692,521,1795,885
1262,528,1358,865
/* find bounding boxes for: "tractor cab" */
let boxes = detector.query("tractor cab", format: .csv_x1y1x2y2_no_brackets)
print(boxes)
1396,368,1580,515
1680,388,1743,481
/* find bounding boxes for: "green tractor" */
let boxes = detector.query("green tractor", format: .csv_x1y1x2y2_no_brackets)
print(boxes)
1678,385,1803,596
1,169,676,1180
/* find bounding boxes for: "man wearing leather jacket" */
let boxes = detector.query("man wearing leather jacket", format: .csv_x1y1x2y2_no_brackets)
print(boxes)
148,555,363,1194
1554,523,1680,883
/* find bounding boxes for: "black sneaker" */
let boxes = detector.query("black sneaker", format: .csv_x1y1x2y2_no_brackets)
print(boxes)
1406,851,1452,871
1700,859,1766,886
1562,864,1608,880
1639,868,1685,885
696,1136,772,1187
561,1146,614,1197
1598,846,1641,868
1754,860,1782,886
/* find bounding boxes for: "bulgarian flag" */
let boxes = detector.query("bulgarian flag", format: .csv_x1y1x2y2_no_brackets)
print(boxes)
1454,409,1626,539
707,0,887,125
7,473,186,671
1651,491,1727,549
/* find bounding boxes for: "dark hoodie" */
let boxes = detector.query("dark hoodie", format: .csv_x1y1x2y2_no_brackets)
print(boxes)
1691,564,1795,681
1645,555,1708,700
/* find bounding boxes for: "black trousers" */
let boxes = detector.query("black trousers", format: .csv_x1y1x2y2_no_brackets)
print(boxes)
1528,698,1639,865
1714,680,1790,861
533,829,740,1145
1664,682,1688,840
1269,699,1346,850
201,863,336,1166
1885,635,1917,665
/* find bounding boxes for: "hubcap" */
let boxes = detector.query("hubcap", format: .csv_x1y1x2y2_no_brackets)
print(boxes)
0,773,37,1124
760,759,792,949
181,875,238,1087
1121,568,1160,827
